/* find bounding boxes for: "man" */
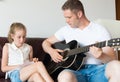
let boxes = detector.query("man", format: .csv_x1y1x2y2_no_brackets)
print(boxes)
42,0,120,82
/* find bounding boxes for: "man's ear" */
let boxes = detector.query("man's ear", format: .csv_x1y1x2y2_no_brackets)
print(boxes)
77,11,82,18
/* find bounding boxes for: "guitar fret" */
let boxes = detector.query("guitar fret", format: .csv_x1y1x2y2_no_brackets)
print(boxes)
67,41,106,56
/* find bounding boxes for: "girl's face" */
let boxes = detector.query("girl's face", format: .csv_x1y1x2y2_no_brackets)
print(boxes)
12,29,26,48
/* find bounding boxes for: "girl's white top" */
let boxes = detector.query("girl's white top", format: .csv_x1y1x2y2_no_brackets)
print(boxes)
5,42,31,79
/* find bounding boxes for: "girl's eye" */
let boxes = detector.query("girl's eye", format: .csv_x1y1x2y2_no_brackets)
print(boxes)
17,36,21,39
23,36,26,39
17,36,22,39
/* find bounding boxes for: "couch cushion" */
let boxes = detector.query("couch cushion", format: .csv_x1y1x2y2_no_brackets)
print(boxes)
0,37,9,78
25,37,46,61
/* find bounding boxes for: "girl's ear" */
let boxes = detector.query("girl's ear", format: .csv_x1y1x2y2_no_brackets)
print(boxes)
11,33,14,39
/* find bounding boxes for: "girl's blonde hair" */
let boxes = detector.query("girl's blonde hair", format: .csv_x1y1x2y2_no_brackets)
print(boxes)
8,22,26,43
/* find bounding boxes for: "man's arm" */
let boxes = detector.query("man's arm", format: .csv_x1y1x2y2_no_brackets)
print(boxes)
42,35,63,63
90,46,117,63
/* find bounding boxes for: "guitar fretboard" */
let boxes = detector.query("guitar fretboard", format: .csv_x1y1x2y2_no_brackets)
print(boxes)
67,41,106,56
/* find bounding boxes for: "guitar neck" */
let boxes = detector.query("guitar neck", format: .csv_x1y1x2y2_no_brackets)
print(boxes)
67,41,106,56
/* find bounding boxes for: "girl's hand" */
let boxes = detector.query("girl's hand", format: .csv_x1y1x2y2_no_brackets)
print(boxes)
33,58,39,62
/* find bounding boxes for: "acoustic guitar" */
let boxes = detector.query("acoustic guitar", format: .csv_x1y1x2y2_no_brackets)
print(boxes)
45,38,120,79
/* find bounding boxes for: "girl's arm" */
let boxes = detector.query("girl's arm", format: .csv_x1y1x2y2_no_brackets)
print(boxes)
29,45,33,61
29,45,39,62
1,43,19,72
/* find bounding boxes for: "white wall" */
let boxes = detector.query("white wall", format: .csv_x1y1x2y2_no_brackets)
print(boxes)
0,0,115,38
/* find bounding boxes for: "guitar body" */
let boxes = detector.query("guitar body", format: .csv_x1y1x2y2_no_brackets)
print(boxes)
44,40,86,79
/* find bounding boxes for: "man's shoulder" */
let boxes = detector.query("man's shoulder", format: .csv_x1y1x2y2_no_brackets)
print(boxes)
57,25,71,31
91,21,107,30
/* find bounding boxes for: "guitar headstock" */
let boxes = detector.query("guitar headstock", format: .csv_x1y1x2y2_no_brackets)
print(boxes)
108,38,120,47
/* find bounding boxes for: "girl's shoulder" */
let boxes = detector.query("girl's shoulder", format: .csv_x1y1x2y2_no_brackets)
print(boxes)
2,43,10,51
3,43,10,48
24,43,33,50
24,43,32,47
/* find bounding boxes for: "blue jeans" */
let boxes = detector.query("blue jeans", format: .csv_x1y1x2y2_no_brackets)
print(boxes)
8,70,22,82
69,64,108,82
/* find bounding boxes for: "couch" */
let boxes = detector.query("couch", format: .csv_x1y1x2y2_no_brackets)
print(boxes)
0,37,47,82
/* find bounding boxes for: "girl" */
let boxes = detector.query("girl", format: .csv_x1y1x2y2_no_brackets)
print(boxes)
1,22,54,82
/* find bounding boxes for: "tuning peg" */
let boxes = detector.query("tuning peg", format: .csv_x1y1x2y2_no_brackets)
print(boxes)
117,38,120,41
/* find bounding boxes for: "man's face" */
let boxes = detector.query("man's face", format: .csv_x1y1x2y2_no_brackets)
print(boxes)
63,9,80,28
